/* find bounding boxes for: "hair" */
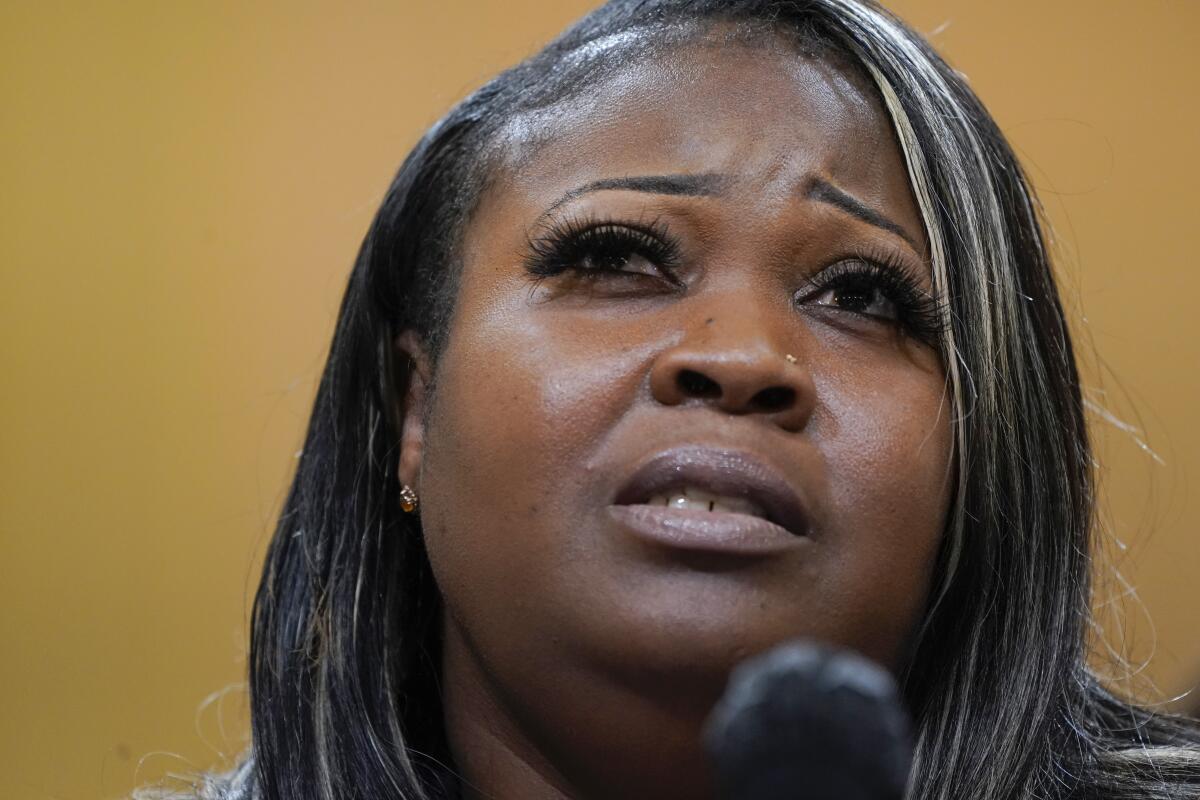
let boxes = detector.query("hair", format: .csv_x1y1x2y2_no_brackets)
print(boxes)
172,1,1200,798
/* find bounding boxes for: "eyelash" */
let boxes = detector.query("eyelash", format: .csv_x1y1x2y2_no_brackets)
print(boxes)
522,215,945,345
524,214,683,286
800,249,945,346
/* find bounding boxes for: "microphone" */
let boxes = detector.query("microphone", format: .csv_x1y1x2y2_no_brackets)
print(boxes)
702,641,913,800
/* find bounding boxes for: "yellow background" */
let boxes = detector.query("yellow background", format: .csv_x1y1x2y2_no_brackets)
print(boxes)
2,2,1197,797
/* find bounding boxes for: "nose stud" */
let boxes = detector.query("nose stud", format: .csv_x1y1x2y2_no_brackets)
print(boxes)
785,354,797,364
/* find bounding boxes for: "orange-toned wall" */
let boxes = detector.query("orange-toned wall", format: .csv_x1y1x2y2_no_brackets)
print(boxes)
2,2,1197,797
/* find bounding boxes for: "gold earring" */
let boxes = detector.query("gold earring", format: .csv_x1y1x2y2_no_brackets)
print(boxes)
400,484,419,513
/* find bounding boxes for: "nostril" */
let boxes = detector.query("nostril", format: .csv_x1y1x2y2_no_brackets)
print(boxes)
750,386,796,413
678,369,721,399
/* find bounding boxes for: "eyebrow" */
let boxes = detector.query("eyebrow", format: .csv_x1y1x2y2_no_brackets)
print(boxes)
541,172,920,251
543,173,727,215
804,177,920,250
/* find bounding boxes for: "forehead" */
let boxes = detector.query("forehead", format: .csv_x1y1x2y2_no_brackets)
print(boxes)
488,39,917,224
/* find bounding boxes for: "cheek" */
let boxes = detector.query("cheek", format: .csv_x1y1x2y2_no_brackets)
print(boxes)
822,369,952,523
810,354,953,656
429,310,648,498
416,302,652,615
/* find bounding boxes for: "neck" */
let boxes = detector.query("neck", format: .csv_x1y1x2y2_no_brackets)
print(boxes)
440,618,719,800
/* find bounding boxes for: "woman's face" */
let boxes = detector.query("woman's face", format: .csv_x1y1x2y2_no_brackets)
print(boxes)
400,39,953,795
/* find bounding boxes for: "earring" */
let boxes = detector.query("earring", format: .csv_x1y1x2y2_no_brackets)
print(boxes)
400,484,419,513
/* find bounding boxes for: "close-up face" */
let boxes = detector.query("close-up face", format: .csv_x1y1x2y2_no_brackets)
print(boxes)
401,33,955,782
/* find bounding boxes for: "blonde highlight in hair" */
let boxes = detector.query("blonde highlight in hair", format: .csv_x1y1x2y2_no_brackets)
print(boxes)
819,2,1200,797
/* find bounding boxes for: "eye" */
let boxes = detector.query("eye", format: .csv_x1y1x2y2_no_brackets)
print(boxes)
523,216,683,287
575,239,662,278
796,256,944,346
810,278,899,320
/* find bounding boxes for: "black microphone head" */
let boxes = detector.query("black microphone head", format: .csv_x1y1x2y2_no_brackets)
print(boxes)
703,641,913,800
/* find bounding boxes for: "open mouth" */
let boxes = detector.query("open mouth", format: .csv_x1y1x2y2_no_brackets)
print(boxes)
613,446,810,542
644,486,769,519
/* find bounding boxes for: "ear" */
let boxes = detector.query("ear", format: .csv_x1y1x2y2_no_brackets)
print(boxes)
394,329,433,494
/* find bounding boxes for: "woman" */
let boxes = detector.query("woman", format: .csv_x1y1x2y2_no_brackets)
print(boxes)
178,1,1200,798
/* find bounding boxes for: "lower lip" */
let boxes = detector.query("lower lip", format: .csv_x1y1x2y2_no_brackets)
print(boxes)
607,504,805,556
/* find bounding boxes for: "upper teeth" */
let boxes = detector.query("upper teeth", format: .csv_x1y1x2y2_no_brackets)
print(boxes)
645,487,766,518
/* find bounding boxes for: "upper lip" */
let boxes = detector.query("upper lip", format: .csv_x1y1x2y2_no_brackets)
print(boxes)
612,446,810,537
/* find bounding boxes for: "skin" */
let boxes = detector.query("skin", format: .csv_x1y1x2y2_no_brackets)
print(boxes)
397,38,954,800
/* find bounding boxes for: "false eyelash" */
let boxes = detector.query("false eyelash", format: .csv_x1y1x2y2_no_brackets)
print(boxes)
802,249,947,346
523,213,683,283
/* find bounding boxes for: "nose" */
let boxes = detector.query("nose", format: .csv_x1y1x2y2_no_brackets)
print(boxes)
648,313,816,433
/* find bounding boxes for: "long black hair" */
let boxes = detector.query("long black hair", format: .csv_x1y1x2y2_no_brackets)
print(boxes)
189,2,1200,798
